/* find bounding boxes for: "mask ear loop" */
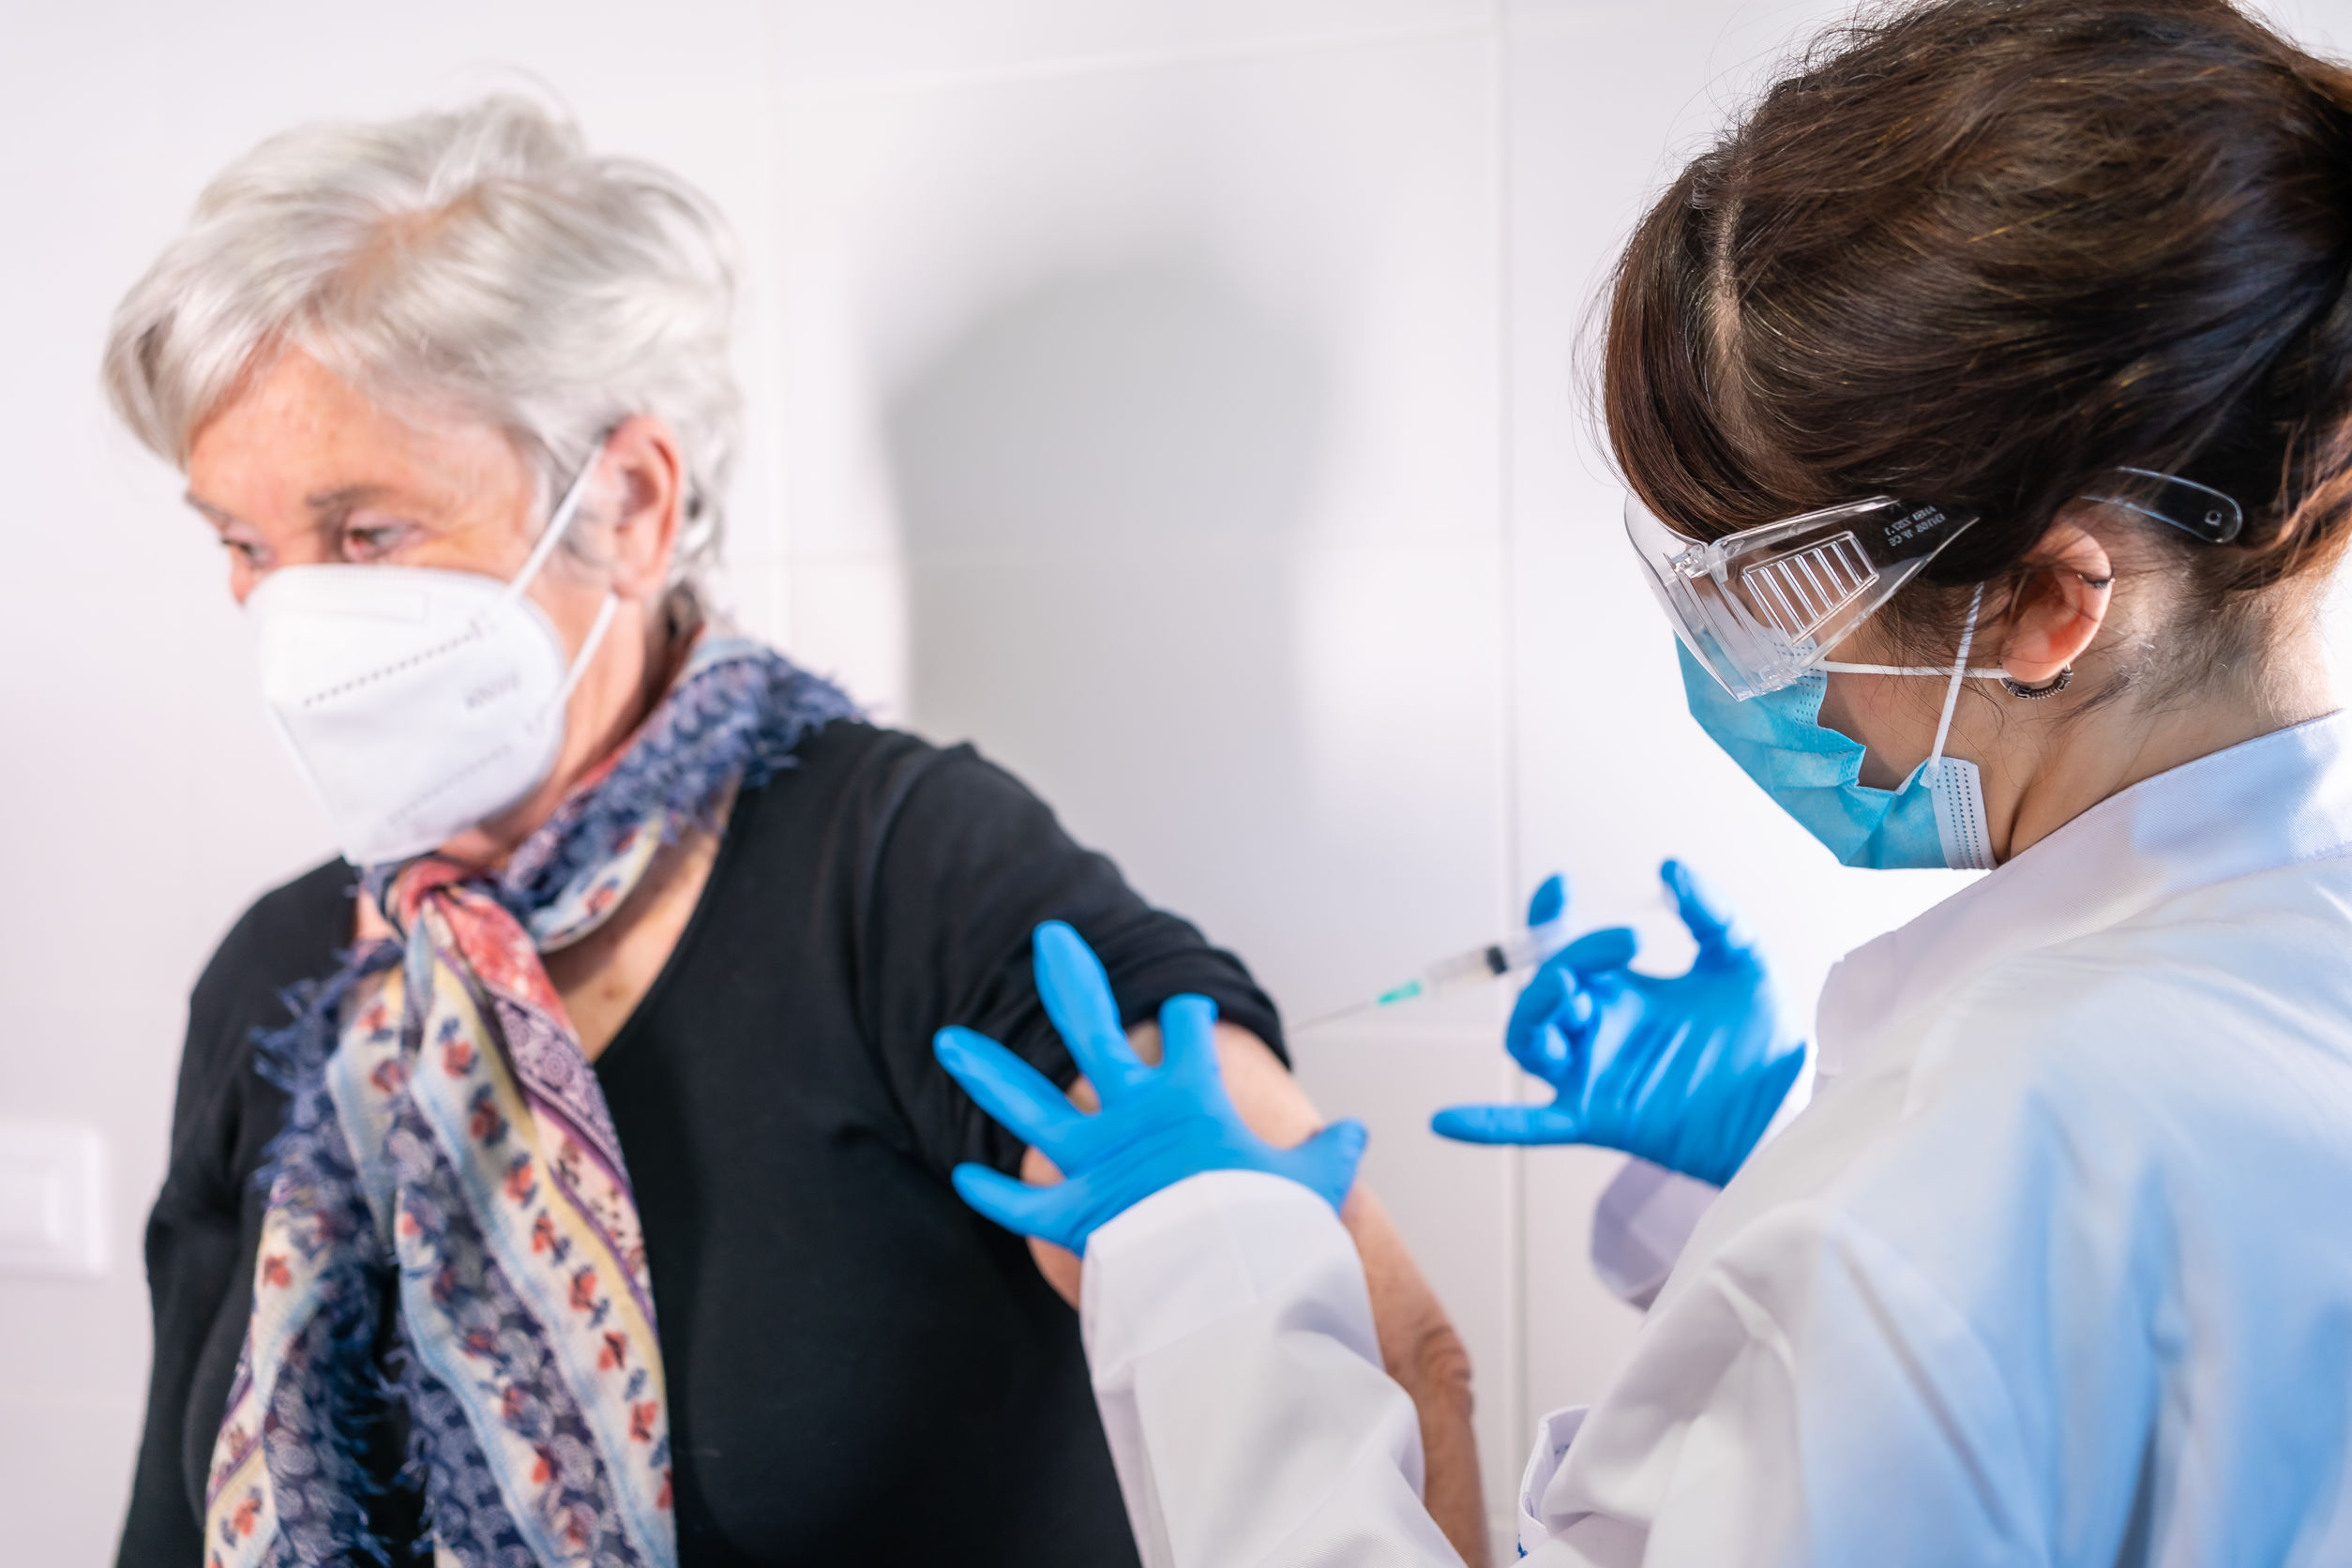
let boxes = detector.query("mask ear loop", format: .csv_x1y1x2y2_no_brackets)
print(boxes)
1820,660,2005,677
496,436,625,720
1906,583,1983,795
499,438,608,611
554,595,622,706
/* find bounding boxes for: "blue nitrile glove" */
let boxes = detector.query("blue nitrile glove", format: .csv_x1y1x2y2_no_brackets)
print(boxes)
935,920,1369,1255
1431,862,1805,1187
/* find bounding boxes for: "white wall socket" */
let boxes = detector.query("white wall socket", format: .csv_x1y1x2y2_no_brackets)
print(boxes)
0,1123,108,1279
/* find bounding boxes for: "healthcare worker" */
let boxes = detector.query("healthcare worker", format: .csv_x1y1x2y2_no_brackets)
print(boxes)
931,0,2352,1561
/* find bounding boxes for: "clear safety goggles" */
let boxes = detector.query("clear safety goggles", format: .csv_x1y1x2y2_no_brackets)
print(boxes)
1628,468,2243,700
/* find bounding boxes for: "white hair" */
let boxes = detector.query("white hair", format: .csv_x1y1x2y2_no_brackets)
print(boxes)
103,95,739,591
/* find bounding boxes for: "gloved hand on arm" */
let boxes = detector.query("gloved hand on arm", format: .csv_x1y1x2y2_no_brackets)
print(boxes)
1431,860,1806,1187
935,919,1369,1253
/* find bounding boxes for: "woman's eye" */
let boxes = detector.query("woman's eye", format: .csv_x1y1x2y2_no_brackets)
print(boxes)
219,536,267,568
338,518,415,562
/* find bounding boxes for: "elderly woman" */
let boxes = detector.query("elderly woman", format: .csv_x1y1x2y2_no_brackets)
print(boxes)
105,99,1480,1567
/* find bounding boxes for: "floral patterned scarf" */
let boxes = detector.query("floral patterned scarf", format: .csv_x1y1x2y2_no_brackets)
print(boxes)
203,632,857,1568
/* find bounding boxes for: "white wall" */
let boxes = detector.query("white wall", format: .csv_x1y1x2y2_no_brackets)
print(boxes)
8,1,2352,1560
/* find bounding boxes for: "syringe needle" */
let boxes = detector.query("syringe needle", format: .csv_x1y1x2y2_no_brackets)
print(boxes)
1292,998,1382,1033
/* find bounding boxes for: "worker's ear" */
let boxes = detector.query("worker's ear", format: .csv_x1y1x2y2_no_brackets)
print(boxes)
1997,519,2112,687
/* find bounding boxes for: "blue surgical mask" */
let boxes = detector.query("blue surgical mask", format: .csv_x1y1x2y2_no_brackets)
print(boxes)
1678,639,1995,872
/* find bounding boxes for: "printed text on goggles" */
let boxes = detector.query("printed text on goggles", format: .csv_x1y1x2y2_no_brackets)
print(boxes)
1627,469,2244,700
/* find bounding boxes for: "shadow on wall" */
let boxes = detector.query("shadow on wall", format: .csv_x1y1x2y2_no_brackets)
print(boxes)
883,262,1333,980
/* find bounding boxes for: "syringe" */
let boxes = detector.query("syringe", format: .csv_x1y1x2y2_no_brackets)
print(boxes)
1298,919,1568,1032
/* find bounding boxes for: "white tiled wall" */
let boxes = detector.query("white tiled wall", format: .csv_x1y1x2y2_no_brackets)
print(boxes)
758,2,1970,1536
10,1,2352,1560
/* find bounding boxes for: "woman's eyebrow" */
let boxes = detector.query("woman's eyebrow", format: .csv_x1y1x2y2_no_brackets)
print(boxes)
184,492,249,531
301,483,398,515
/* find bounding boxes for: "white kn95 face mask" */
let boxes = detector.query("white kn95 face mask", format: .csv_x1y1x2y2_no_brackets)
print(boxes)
244,445,619,868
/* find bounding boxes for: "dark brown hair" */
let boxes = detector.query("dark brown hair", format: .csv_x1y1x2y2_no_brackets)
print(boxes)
1606,0,2352,656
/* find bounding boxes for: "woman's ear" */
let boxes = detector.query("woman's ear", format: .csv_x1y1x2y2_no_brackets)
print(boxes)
596,415,685,601
1998,519,2113,686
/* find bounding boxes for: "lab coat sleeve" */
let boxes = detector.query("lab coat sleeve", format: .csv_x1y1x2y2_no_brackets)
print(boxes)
1589,1045,1815,1311
1590,1157,1720,1310
1080,1169,1466,1568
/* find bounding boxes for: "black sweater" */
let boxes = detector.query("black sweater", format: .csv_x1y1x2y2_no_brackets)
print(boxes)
117,722,1284,1566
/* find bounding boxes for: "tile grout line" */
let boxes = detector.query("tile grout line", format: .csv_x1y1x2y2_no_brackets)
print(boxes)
757,0,796,650
1492,0,1531,1541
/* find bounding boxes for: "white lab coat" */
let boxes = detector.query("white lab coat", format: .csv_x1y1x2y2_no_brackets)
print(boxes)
1081,711,2352,1566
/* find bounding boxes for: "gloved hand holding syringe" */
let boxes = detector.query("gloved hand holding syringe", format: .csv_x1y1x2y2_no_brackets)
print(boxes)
1301,862,1810,1188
